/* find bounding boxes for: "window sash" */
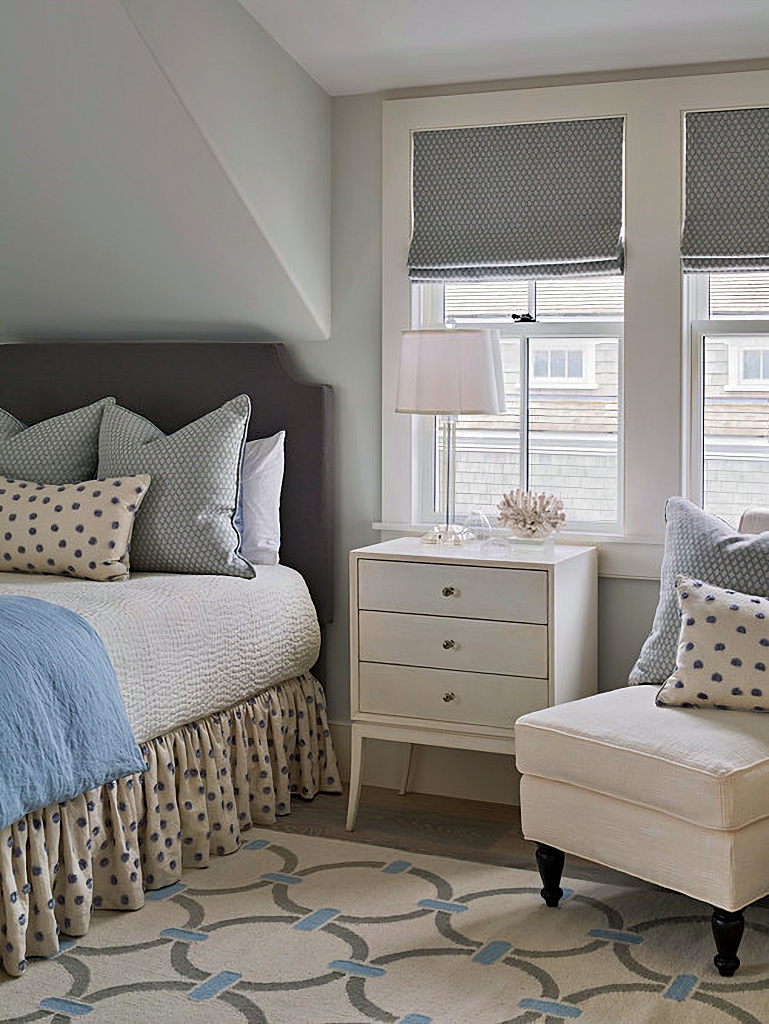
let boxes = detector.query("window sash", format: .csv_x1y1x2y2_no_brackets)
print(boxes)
413,318,623,532
687,315,769,503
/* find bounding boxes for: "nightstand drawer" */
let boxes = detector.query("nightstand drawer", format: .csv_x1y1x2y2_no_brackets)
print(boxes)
358,610,548,678
358,559,547,623
359,663,549,727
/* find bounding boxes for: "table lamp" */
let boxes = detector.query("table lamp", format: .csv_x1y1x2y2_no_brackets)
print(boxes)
396,328,505,543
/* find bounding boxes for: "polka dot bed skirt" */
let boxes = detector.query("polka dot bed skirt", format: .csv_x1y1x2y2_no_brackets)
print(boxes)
0,671,341,977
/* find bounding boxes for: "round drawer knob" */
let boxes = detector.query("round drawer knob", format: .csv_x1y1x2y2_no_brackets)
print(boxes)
442,639,455,650
443,691,456,702
442,585,456,598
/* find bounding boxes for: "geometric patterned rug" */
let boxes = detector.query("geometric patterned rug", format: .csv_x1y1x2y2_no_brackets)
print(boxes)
3,829,769,1023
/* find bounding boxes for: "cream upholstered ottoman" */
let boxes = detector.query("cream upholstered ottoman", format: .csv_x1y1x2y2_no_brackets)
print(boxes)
515,685,769,976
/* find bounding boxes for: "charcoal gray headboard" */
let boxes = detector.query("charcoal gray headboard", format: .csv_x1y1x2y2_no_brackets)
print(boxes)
0,342,333,623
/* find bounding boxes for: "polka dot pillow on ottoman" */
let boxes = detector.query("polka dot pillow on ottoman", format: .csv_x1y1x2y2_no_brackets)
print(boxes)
656,575,769,711
0,475,150,581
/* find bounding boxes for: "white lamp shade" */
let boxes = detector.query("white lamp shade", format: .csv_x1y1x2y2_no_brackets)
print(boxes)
395,329,506,415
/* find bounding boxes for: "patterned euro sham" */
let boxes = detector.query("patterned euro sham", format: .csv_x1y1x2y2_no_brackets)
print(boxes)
630,497,769,684
0,397,115,484
98,395,254,577
0,475,150,581
656,575,769,711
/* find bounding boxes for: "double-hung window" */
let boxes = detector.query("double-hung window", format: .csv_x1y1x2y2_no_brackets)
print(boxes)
683,108,769,525
408,117,625,533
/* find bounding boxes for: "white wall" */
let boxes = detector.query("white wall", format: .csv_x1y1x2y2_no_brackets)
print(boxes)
122,0,331,337
288,94,383,721
0,0,330,341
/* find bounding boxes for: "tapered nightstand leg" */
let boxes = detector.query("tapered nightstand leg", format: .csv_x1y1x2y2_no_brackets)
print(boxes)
345,727,364,831
398,743,416,795
535,843,565,907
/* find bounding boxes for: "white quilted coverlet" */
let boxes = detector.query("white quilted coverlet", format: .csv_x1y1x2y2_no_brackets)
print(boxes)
0,567,320,742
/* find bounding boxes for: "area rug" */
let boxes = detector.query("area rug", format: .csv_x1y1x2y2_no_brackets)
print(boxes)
3,830,769,1023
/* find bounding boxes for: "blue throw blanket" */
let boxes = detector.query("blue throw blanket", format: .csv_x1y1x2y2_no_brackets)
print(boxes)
0,595,145,831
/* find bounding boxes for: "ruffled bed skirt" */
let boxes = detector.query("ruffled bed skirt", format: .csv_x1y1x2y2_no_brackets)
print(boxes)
0,672,341,977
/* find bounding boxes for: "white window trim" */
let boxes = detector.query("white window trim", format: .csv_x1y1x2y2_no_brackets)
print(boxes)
382,72,769,579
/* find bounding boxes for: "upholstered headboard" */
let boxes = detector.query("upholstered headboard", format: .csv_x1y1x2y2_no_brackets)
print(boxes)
0,342,334,623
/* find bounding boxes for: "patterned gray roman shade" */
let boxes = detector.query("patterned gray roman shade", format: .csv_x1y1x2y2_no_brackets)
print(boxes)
682,107,769,274
408,117,625,281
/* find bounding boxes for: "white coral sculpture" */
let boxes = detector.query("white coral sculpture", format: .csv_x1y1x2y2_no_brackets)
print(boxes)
497,489,566,539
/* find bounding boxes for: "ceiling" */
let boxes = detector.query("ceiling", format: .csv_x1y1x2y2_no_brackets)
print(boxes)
240,0,769,96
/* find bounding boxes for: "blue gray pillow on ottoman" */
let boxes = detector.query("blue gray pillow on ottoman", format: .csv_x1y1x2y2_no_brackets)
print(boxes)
98,395,254,577
0,398,115,483
630,497,769,684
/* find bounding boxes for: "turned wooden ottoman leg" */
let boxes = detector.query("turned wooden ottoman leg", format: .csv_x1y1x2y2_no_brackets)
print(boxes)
712,907,745,976
535,843,565,908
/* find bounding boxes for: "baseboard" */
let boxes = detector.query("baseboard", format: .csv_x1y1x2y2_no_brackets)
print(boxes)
329,720,521,806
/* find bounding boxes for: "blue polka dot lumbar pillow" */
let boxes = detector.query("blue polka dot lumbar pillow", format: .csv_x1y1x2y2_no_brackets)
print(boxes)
630,497,769,684
656,575,769,711
0,397,115,484
98,395,254,577
0,475,150,581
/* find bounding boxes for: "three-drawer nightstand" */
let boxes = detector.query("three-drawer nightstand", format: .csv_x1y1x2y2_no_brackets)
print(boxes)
346,537,597,830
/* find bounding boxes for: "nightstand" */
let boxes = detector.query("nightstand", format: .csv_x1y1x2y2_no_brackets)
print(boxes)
346,537,597,830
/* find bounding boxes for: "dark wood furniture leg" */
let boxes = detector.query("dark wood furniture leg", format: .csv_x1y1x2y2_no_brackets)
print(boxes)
535,843,565,908
712,907,745,977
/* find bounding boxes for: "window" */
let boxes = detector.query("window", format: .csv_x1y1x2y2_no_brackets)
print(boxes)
740,348,769,382
416,275,622,529
530,341,595,387
385,79,768,561
688,275,769,526
683,107,769,526
727,338,769,389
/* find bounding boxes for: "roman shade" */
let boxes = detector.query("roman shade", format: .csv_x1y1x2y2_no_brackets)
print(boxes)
681,107,769,274
408,117,625,281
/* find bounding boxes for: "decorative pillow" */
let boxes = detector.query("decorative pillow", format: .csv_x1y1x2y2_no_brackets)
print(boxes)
656,576,769,711
0,475,150,582
240,431,285,565
630,497,769,684
98,395,254,577
0,398,115,484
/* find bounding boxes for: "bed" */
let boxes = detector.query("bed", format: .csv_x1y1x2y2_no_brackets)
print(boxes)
0,341,341,977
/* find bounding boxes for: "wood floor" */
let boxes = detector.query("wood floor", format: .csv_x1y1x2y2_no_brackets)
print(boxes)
266,785,643,889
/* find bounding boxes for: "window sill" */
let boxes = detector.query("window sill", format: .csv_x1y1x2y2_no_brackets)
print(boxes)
373,523,664,580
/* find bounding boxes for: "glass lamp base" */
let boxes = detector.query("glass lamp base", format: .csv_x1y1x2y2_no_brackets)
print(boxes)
420,524,464,546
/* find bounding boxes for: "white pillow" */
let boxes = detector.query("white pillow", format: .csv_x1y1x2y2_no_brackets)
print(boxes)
656,575,769,711
240,432,285,565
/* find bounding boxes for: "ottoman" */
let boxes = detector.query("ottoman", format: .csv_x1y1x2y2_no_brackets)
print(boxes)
515,685,769,975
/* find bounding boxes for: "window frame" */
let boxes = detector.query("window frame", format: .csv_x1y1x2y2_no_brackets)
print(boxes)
382,75,769,577
686,274,769,504
412,304,624,532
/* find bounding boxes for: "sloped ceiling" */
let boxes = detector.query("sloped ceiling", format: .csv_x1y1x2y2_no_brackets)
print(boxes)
0,0,331,342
